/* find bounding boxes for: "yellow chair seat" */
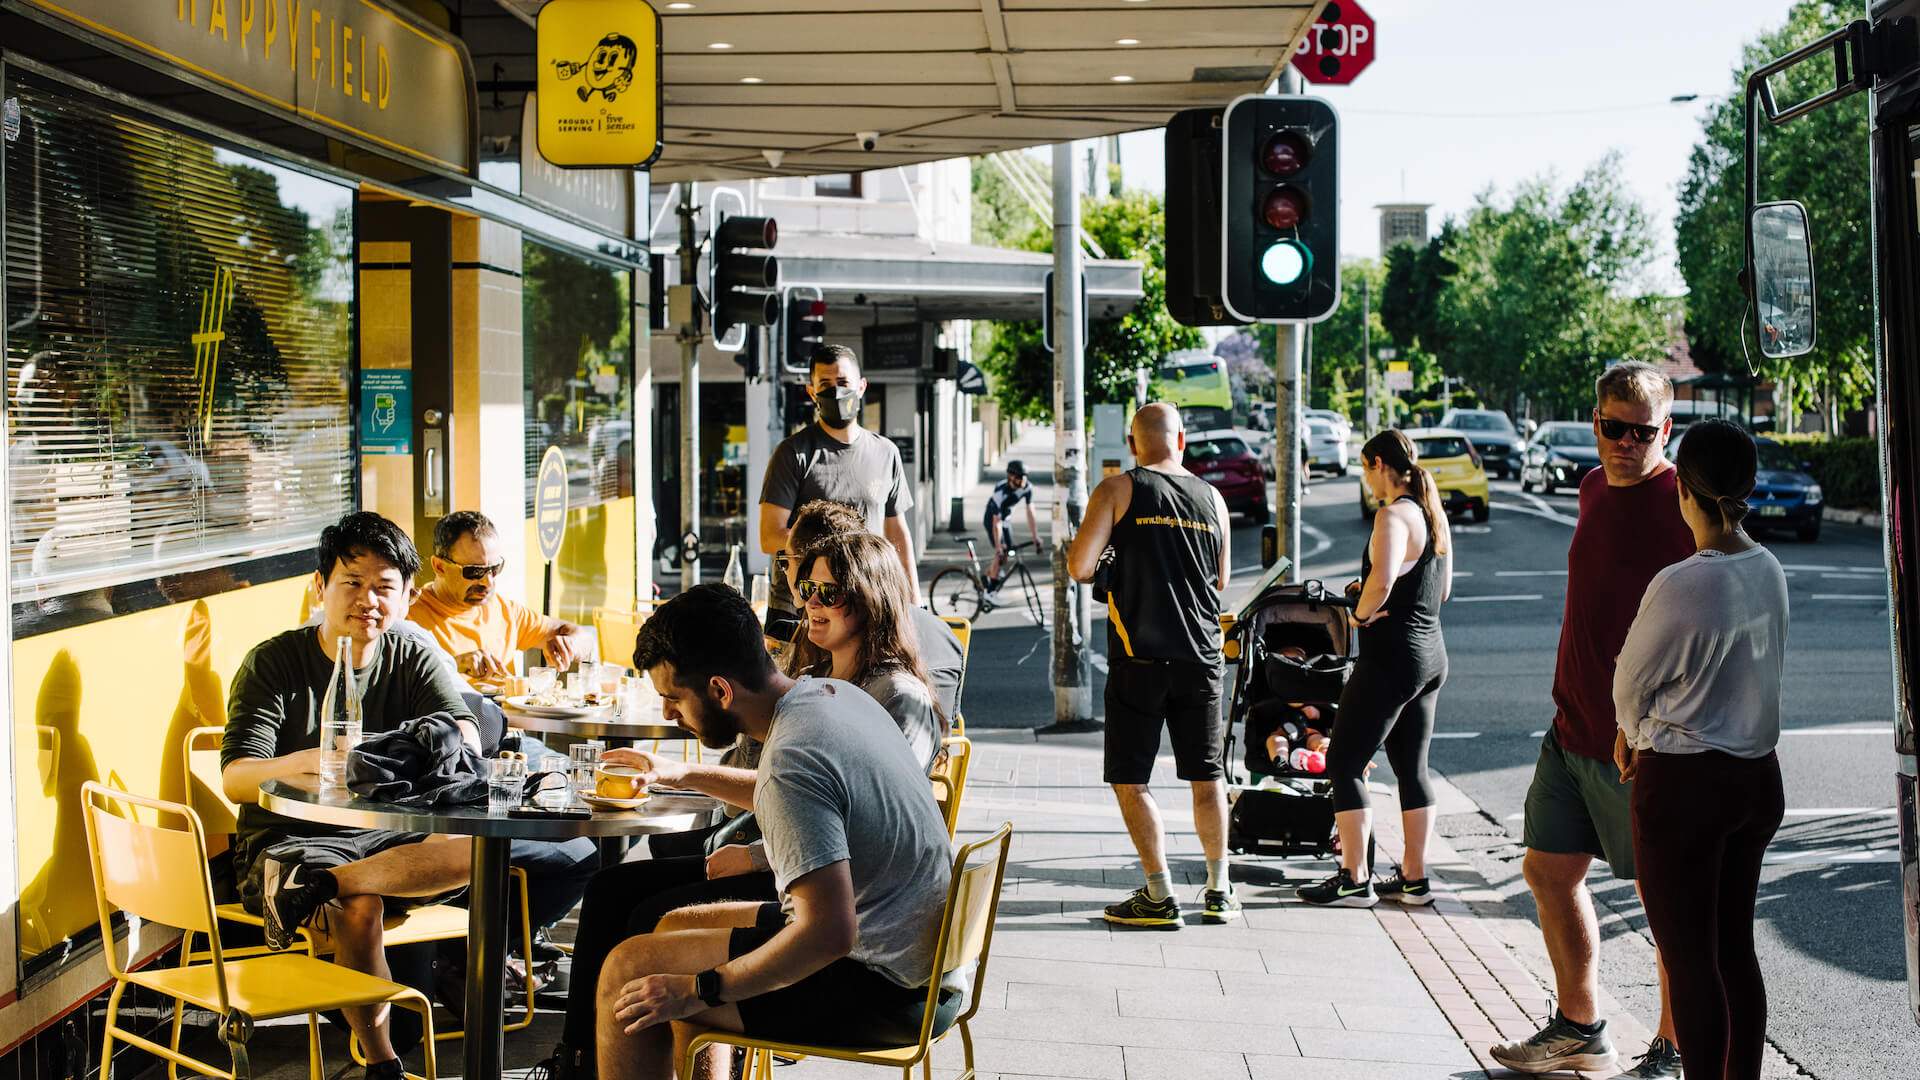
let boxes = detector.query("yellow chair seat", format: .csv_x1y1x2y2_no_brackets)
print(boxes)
128,952,427,1018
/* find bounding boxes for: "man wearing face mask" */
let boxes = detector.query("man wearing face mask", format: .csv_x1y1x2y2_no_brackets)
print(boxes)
759,344,917,636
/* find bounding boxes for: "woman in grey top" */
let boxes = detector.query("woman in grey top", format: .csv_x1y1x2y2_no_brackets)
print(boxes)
1612,419,1788,1080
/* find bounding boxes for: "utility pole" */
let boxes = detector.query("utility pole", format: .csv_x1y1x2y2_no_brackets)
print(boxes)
1274,325,1303,584
1050,141,1094,727
1362,274,1378,434
677,184,702,593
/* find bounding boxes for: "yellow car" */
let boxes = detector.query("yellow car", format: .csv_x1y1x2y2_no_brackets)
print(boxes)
1360,427,1491,523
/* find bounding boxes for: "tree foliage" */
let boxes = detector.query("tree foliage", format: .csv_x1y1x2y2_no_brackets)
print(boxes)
1673,0,1873,416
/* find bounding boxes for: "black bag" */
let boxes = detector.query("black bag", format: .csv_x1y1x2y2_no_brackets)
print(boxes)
1261,650,1352,704
1228,782,1336,856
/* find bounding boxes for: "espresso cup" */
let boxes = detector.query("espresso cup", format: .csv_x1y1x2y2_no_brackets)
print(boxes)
594,764,645,800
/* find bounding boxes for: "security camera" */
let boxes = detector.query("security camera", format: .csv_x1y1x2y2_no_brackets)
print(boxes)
856,131,879,152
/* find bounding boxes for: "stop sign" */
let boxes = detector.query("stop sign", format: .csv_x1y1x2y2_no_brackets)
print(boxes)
1291,0,1376,86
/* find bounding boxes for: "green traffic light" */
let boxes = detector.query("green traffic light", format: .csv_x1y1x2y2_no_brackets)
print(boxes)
1260,240,1310,285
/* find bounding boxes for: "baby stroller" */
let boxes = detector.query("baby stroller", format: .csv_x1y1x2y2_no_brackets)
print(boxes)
1223,578,1371,869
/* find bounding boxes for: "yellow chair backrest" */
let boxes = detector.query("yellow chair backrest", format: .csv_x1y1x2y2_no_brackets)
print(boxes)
936,823,1012,980
81,783,225,987
594,606,652,672
939,616,971,659
183,725,241,839
930,735,971,838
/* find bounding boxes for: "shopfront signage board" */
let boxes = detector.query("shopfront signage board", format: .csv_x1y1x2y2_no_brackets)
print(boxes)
863,323,925,372
536,0,662,168
361,369,412,454
520,93,634,235
536,445,569,561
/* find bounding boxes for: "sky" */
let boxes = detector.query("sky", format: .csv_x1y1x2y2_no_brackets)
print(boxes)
1107,0,1784,294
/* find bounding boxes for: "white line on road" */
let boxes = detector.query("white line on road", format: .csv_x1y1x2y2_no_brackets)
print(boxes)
1300,520,1334,563
1809,594,1885,602
1781,563,1882,573
1782,808,1897,817
1430,732,1481,739
1529,730,1547,737
1763,848,1899,865
1498,492,1580,527
1780,727,1888,735
1452,594,1544,603
1495,570,1568,577
1819,572,1884,580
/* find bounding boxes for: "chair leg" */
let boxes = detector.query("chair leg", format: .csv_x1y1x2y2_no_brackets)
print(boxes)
959,1020,976,1080
307,1013,324,1080
413,999,439,1080
99,982,127,1080
167,990,187,1080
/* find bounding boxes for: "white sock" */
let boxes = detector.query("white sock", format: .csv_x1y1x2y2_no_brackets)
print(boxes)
1144,871,1174,902
1206,858,1231,893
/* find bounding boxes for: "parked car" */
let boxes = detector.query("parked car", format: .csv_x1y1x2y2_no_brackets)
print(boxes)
1305,408,1352,443
1185,430,1270,523
1438,408,1526,479
1304,417,1349,475
1360,427,1489,522
1520,421,1601,494
1668,430,1825,541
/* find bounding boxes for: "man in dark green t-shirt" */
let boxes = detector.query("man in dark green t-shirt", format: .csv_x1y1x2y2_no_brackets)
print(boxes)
221,512,480,1080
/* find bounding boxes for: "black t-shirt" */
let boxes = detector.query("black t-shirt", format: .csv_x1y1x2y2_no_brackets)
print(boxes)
1106,468,1224,665
222,627,472,845
983,480,1032,523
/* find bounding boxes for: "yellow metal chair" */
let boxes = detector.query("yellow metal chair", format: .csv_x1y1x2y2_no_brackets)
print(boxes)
930,734,973,840
683,821,1013,1080
592,605,653,673
178,727,535,1065
938,616,972,730
80,781,438,1080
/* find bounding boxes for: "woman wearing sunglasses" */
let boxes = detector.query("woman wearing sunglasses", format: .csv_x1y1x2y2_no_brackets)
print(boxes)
1613,419,1788,1080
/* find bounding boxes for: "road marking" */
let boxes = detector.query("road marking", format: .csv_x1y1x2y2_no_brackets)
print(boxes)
1430,732,1481,739
1781,807,1897,817
1454,571,1474,577
1495,570,1567,577
1781,563,1882,573
1452,594,1544,603
1529,730,1547,737
1763,848,1899,865
1499,492,1580,527
1820,572,1883,580
1300,520,1334,563
1780,727,1887,735
1809,594,1884,602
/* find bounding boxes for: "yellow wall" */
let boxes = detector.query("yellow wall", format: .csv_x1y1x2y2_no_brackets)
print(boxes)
9,576,309,961
522,496,638,631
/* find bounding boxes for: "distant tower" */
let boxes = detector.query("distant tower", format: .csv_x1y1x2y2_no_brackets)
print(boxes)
1376,203,1432,252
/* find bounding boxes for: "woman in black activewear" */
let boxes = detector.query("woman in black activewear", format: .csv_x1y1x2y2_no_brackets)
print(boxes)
1300,429,1452,908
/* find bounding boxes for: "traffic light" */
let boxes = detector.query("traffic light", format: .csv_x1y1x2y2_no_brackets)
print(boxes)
1221,94,1339,323
1164,107,1246,328
785,296,826,369
710,214,780,344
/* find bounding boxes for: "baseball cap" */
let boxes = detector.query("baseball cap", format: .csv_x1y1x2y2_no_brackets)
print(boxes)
1006,459,1027,477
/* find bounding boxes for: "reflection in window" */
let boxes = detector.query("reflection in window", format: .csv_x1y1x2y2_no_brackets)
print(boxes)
521,241,634,516
3,77,354,620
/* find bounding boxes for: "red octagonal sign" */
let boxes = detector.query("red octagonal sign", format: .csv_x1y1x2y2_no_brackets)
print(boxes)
1291,0,1376,86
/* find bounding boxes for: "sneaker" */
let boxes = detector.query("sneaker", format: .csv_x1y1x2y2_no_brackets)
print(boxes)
1374,870,1434,906
1102,888,1183,928
528,929,569,965
260,856,329,952
1201,888,1242,923
1297,868,1377,907
364,1059,405,1080
1488,1011,1618,1075
528,1043,592,1080
1610,1036,1682,1079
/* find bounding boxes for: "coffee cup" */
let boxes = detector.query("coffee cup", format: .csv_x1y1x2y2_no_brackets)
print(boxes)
594,764,645,800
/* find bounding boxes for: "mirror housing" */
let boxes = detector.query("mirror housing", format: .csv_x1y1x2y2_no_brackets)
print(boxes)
1260,524,1279,569
1747,201,1817,359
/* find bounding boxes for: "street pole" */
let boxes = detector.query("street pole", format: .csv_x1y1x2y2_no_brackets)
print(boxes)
1362,274,1378,434
1050,141,1094,727
1274,324,1303,584
677,184,702,593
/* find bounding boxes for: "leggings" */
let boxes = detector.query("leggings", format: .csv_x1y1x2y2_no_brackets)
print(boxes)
1631,749,1784,1080
1325,648,1446,813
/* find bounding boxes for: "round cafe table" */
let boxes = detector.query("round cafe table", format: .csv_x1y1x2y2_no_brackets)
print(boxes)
498,703,700,865
258,777,721,1080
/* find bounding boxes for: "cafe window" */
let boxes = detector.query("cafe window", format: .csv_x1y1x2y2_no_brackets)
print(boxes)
522,241,634,515
813,172,863,198
3,75,355,628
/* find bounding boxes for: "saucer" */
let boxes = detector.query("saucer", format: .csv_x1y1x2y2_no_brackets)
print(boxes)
580,792,650,811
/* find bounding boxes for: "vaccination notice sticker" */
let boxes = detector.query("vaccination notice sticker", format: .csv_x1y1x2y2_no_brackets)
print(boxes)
536,445,569,561
361,370,411,454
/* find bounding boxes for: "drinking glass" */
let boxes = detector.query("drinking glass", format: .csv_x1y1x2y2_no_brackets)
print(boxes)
566,670,591,701
488,755,526,814
749,573,770,616
527,666,557,697
569,740,605,797
319,716,362,794
596,662,624,697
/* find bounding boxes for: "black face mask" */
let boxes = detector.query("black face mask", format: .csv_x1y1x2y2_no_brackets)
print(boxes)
814,386,861,428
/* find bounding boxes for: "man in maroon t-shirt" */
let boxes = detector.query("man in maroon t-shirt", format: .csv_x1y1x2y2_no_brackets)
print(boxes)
1490,363,1695,1079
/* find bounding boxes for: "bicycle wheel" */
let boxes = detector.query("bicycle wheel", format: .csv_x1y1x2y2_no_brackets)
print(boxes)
929,567,984,621
1018,565,1051,628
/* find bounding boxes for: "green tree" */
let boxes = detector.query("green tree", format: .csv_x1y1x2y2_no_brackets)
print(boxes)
1673,0,1873,421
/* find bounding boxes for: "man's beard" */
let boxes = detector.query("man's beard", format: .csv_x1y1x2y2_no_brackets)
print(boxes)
688,695,745,749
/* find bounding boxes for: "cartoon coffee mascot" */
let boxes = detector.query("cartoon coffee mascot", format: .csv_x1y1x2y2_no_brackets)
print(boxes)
552,33,639,102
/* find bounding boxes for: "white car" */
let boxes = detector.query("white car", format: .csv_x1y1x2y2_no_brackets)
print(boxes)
1305,408,1352,443
1304,417,1349,475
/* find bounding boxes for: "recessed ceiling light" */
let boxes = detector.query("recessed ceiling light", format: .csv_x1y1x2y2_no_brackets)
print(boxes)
667,2,694,8
708,42,732,49
740,76,763,84
1110,74,1135,82
1116,38,1141,46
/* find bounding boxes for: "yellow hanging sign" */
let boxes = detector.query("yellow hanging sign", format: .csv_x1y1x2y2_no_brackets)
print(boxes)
536,0,663,168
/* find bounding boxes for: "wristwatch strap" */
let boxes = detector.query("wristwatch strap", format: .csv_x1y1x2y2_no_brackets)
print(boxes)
696,968,724,1008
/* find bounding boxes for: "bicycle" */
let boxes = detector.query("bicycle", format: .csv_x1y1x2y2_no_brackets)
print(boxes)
929,539,1050,628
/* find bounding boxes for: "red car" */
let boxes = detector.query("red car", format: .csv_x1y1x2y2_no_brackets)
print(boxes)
1184,430,1270,523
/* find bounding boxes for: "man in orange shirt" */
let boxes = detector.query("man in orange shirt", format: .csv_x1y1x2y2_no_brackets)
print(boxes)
411,510,585,683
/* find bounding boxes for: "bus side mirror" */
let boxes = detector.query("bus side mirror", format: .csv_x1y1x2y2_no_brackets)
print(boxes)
1748,201,1817,359
1261,524,1279,569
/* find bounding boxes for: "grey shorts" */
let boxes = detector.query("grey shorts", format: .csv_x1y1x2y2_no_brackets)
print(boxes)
236,829,456,916
1522,730,1637,880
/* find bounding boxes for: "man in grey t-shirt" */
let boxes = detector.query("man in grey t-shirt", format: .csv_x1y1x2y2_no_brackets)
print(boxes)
591,586,958,1080
759,344,917,618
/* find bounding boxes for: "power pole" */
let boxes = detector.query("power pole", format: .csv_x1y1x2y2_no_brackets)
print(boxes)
1274,325,1303,584
677,184,702,592
1362,274,1378,434
1050,141,1094,727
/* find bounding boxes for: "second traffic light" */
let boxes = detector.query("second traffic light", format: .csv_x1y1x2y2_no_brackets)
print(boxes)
711,214,780,342
1221,94,1339,323
785,296,826,368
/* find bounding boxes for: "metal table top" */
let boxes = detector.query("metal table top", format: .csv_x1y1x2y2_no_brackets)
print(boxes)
258,777,718,839
499,705,690,740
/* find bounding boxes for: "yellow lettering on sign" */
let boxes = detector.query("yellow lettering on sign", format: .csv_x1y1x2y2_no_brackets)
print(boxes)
310,9,321,80
359,31,370,102
377,44,390,109
264,0,277,62
240,0,254,54
342,24,353,97
178,0,195,23
288,1,302,73
209,0,228,40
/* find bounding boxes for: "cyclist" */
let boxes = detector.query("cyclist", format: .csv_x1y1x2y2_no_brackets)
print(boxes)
983,460,1041,592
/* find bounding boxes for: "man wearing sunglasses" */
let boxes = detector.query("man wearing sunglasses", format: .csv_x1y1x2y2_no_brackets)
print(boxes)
412,510,586,684
1492,362,1694,1080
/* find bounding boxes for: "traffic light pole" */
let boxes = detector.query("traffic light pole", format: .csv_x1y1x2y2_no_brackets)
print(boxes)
1050,141,1094,727
1274,323,1304,585
678,184,702,592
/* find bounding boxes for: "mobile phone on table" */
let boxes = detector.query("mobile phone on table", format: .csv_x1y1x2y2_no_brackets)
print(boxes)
507,805,591,819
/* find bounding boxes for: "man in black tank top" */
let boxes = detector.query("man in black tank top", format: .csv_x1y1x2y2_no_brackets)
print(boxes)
1069,404,1237,928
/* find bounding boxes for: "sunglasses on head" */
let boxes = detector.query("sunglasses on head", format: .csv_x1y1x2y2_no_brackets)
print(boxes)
796,579,848,608
1595,416,1662,445
449,558,506,580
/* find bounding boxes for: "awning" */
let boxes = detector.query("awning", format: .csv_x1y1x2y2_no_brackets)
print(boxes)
496,0,1328,183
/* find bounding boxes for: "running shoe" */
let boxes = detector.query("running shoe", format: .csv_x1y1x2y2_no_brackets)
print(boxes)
528,1043,592,1080
1102,888,1182,928
1488,1011,1618,1075
1374,869,1434,906
1201,888,1242,923
1297,868,1377,907
260,856,330,952
1609,1036,1682,1079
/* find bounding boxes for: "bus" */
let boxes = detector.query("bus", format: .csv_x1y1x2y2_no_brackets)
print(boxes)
1741,6,1918,1022
1158,348,1236,431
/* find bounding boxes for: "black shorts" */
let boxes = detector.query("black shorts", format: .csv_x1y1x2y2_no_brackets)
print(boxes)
729,903,961,1048
236,828,451,916
1103,658,1226,784
983,519,1014,551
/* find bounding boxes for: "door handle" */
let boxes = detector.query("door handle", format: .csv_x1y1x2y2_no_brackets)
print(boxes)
426,447,441,499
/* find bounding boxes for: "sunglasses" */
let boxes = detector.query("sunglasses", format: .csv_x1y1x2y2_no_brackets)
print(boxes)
796,579,849,608
448,558,506,581
1595,416,1662,445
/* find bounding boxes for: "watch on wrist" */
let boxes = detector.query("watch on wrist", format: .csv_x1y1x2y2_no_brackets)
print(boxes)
695,968,724,1008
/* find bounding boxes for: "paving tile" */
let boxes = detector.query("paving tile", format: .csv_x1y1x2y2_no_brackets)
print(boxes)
1160,943,1271,972
1332,1002,1457,1037
1217,969,1427,1005
972,1037,1126,1080
970,1010,1297,1057
1246,1053,1479,1080
995,931,1170,967
1116,989,1339,1030
1121,1045,1251,1080
1005,982,1119,1015
1259,947,1428,982
1290,1027,1481,1068
990,956,1223,993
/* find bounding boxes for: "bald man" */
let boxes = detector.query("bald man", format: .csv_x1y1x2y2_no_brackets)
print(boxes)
1069,403,1237,928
